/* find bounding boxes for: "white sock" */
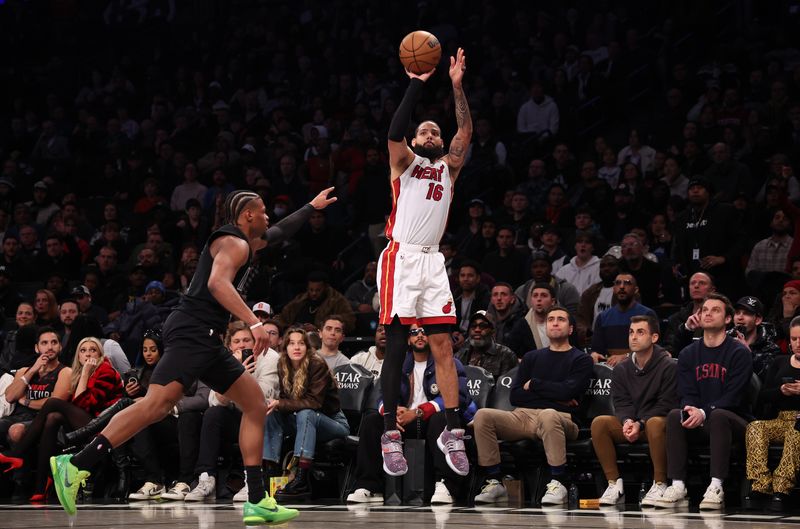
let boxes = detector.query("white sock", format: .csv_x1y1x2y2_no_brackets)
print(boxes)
612,478,623,490
710,477,723,489
671,480,686,491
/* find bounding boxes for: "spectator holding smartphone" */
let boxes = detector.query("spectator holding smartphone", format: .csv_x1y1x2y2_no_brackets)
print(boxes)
658,294,753,510
744,315,800,511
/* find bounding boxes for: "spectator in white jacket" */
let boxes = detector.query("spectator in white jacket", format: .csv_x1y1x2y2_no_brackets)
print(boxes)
517,82,560,139
555,232,601,295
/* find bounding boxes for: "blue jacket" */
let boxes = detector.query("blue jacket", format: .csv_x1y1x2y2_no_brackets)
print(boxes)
380,352,477,422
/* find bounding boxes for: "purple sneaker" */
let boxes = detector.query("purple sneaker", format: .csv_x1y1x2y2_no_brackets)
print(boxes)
437,428,470,476
381,430,408,476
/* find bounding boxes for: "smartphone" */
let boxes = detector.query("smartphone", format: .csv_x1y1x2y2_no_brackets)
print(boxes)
680,409,689,423
782,377,796,385
240,348,254,363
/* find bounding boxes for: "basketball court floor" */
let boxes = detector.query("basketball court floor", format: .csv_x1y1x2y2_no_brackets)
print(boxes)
1,502,800,529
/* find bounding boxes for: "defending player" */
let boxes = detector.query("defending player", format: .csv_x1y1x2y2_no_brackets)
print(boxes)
51,189,335,525
378,48,473,477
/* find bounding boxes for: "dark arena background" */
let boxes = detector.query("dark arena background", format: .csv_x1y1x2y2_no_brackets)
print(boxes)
1,1,800,528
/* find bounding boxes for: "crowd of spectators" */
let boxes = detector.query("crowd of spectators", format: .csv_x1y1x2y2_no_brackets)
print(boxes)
0,0,799,511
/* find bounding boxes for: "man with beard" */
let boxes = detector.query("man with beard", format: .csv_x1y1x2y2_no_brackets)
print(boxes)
486,283,526,348
347,324,476,505
733,296,781,380
376,48,472,478
351,325,386,377
472,306,593,505
590,273,656,367
746,209,792,295
665,272,716,356
277,271,355,332
345,262,378,313
577,255,620,346
456,311,517,379
506,283,556,358
619,232,662,309
672,178,743,297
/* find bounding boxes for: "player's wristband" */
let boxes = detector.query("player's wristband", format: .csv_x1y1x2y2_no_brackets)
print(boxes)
249,321,263,331
20,375,29,386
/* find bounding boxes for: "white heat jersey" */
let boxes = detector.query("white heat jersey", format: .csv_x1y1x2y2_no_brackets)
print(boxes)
385,155,452,246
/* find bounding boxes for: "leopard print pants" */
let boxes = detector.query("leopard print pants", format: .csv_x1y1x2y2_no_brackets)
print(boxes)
746,410,800,494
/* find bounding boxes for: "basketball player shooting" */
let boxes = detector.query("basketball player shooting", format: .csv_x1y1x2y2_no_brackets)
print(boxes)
377,47,472,477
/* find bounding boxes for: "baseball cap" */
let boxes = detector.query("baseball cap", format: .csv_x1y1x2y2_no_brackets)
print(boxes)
0,178,15,189
145,281,166,294
71,285,91,297
0,265,10,278
734,296,764,316
33,180,48,190
531,251,551,264
241,143,256,154
252,301,273,316
688,177,714,193
469,310,494,329
468,198,485,207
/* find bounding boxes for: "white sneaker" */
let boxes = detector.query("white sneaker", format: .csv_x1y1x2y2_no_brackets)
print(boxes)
431,480,453,504
128,481,165,501
641,481,668,507
233,483,248,502
184,472,216,501
346,488,384,503
540,480,568,505
599,479,625,505
474,479,508,503
655,484,688,508
161,481,191,501
699,484,724,510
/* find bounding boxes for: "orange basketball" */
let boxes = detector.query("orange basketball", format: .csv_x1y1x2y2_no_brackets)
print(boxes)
398,30,441,75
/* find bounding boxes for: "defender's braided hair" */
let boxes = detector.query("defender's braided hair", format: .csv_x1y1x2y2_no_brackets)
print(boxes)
224,190,260,224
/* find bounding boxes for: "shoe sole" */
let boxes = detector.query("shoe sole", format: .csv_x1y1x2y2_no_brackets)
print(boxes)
160,494,187,501
699,502,724,511
382,460,407,477
243,509,299,526
599,494,625,506
436,436,469,476
475,495,508,503
346,497,384,503
655,499,689,508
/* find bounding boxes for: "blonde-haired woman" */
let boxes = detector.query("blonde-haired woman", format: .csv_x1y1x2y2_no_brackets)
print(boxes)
0,337,122,500
263,327,349,500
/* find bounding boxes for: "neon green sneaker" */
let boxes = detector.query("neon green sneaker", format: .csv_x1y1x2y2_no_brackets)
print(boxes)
242,495,299,525
50,454,90,516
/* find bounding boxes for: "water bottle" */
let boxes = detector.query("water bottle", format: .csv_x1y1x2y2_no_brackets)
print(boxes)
568,482,579,509
638,482,648,505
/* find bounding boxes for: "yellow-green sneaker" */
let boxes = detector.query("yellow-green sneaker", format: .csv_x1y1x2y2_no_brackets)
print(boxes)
50,454,90,516
242,495,299,525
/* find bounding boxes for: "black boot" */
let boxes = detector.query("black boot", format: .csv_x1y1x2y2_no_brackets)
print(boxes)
275,468,311,501
65,398,133,445
743,490,770,510
105,448,130,502
770,492,790,512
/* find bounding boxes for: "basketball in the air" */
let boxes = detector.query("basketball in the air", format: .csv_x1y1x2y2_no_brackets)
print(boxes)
398,30,441,75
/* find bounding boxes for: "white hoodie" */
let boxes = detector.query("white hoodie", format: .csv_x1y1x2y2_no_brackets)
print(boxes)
554,255,600,295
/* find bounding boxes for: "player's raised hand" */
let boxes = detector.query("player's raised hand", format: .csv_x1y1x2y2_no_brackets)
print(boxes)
406,68,436,82
309,187,338,210
449,47,466,86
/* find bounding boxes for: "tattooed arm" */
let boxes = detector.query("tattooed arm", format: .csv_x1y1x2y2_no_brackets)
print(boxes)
446,48,472,180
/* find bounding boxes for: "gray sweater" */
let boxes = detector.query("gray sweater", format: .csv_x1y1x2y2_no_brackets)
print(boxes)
611,345,678,423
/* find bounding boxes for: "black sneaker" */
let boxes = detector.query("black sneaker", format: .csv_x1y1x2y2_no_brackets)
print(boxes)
769,492,790,512
743,490,770,510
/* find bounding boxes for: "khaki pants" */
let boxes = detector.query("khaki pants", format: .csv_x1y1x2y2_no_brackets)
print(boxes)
473,407,579,467
590,415,668,483
746,410,800,494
